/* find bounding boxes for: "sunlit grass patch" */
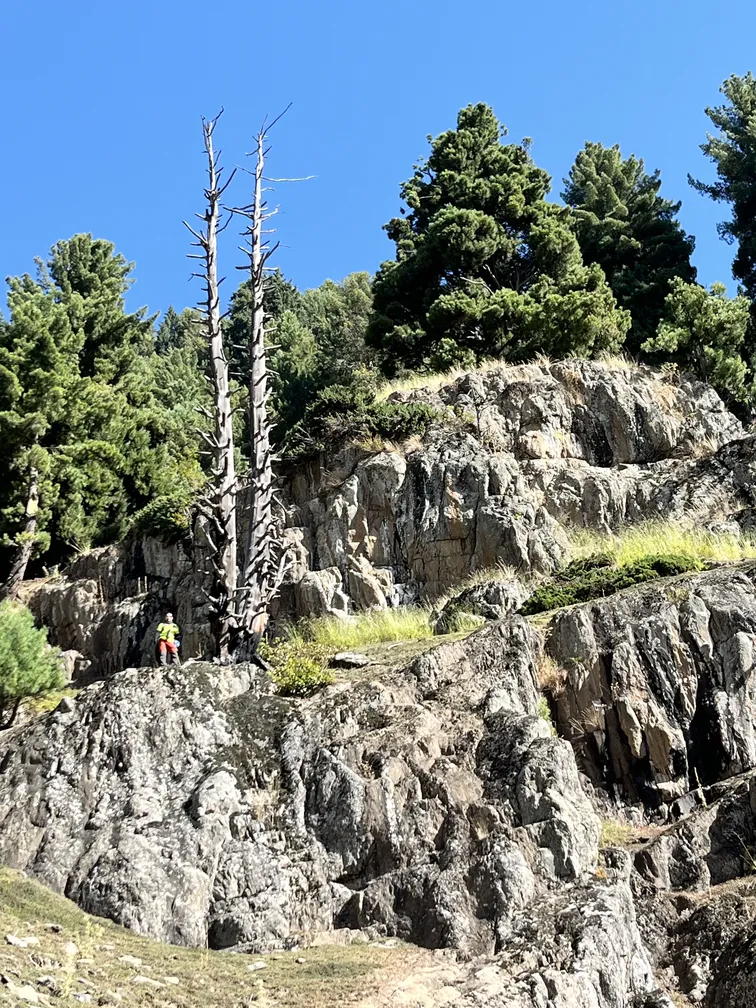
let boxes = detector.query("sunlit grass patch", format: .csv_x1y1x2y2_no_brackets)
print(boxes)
570,521,756,567
0,866,402,1008
290,606,435,649
374,358,509,401
600,818,635,848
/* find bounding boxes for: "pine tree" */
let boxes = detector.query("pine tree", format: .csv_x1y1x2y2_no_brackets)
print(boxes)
367,103,629,374
563,142,696,353
0,235,203,583
642,280,751,405
0,601,64,727
691,72,756,305
155,306,202,354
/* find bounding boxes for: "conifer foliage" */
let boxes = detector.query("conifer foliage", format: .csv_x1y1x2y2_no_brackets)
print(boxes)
368,103,629,374
0,601,64,727
563,142,696,352
0,235,202,589
691,72,756,307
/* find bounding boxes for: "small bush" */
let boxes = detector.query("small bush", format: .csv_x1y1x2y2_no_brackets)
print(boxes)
438,608,487,635
284,381,440,458
291,607,434,650
259,639,335,698
0,602,65,727
521,553,703,615
538,655,567,696
132,490,194,545
537,696,557,736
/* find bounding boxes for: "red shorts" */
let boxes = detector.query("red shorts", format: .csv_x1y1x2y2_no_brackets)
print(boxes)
159,639,178,658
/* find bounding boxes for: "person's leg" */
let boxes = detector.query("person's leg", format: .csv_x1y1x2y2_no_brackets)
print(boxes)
167,641,179,666
159,640,168,666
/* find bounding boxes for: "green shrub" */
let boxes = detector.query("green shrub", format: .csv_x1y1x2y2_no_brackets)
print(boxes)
259,639,335,698
284,380,440,458
131,490,194,545
0,602,65,727
521,553,703,615
537,696,557,736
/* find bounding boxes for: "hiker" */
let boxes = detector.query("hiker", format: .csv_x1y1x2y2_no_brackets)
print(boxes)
156,612,180,666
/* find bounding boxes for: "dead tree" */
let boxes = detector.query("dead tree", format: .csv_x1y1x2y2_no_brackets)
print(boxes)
1,464,39,601
231,115,294,649
184,112,239,662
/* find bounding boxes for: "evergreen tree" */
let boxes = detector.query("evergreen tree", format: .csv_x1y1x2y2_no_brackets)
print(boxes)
227,271,376,441
0,601,64,727
299,272,374,386
563,142,696,353
367,103,629,375
0,235,203,580
691,72,756,304
642,279,751,405
155,306,202,354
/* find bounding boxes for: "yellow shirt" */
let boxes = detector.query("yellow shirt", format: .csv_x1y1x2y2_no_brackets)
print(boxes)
157,622,179,643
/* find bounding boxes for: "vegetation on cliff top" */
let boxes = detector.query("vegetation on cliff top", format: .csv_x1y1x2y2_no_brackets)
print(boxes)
0,600,64,727
4,73,756,581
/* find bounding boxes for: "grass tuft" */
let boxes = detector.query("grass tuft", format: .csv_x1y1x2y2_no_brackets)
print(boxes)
538,655,567,696
290,606,434,650
600,819,635,848
570,521,756,567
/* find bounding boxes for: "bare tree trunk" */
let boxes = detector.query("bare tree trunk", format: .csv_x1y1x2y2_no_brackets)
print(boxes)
1,465,39,602
0,697,22,731
232,120,291,649
185,113,238,662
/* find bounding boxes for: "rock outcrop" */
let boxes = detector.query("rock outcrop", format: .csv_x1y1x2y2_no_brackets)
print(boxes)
0,614,678,1006
27,359,756,679
10,559,756,1001
549,564,756,809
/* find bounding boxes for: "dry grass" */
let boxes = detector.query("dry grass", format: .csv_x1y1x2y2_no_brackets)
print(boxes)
599,819,636,849
290,606,435,650
569,521,756,568
375,367,472,402
374,359,507,402
374,352,643,405
537,655,567,697
594,350,640,372
0,867,402,1008
688,434,722,460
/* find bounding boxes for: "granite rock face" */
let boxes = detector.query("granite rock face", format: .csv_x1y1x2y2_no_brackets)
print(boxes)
0,616,676,1006
10,564,756,1001
27,359,756,678
549,564,756,808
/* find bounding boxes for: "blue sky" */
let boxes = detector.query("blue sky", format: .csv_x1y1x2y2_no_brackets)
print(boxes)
2,0,754,318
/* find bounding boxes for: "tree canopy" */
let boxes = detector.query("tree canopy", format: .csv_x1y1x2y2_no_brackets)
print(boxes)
642,280,751,405
367,103,630,374
691,72,756,305
563,142,696,353
0,235,204,580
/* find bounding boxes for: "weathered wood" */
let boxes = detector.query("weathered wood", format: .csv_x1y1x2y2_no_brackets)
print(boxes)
184,113,238,662
1,465,39,602
232,121,290,649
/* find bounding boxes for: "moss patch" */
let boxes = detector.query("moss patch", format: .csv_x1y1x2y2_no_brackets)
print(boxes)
520,553,703,615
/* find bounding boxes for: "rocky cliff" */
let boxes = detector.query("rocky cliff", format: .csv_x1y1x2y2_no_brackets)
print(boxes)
7,561,756,1003
27,358,756,679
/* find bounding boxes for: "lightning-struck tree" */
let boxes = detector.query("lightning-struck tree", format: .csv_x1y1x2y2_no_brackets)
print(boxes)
184,113,239,662
230,115,293,652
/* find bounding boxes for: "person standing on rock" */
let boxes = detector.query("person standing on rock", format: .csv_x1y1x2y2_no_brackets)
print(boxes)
156,613,180,666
